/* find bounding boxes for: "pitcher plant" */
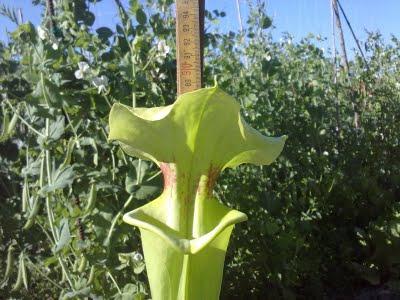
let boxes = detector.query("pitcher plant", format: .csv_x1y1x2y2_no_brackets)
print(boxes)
108,86,287,299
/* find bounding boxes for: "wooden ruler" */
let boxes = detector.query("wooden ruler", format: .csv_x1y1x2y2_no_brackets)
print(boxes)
176,0,204,95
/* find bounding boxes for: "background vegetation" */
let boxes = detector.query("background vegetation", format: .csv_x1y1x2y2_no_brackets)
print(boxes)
0,0,399,299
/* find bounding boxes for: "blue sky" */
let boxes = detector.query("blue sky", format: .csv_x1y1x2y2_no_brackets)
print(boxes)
1,0,399,55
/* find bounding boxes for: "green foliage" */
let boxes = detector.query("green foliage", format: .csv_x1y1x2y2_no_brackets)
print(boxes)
208,27,400,299
0,4,20,26
0,0,176,298
0,0,399,299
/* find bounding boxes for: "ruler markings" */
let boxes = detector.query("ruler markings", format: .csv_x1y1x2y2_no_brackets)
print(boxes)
176,0,202,95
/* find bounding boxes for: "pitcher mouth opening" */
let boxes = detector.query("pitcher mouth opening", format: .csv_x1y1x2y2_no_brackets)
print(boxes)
123,201,247,254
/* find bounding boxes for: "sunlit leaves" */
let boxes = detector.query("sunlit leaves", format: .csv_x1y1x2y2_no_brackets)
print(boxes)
53,218,71,254
41,166,74,194
124,160,160,199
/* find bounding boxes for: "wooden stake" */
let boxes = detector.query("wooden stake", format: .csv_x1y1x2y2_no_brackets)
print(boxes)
332,0,349,73
332,0,359,128
176,0,205,95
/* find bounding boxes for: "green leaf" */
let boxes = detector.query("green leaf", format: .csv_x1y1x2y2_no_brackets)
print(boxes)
125,169,138,194
62,287,91,299
96,27,113,40
136,8,147,25
133,262,145,274
117,284,146,300
261,16,272,29
43,256,58,267
41,166,74,194
31,79,63,107
125,160,151,194
21,156,42,176
135,185,159,200
53,218,71,254
116,24,124,35
48,116,65,141
11,22,36,42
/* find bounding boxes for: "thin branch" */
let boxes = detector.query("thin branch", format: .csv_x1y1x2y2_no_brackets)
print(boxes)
103,195,134,247
107,271,122,295
26,257,64,290
0,4,19,25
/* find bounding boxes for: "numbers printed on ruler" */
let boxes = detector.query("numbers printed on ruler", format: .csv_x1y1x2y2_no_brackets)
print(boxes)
176,0,201,94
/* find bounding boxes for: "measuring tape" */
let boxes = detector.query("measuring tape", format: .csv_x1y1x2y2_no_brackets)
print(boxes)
176,0,203,95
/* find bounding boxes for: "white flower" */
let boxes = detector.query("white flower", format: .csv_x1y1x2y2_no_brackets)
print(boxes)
157,40,170,57
132,252,143,262
323,151,329,156
92,75,108,94
52,43,59,50
37,26,47,40
159,73,167,80
74,62,90,79
265,54,272,61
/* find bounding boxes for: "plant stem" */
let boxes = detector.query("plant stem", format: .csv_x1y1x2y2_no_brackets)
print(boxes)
37,221,55,246
63,107,80,145
44,118,75,290
104,195,134,247
137,159,142,184
142,51,156,71
111,149,116,182
145,170,162,183
4,100,46,137
40,72,50,107
26,257,64,290
107,270,122,294
45,120,58,241
103,94,112,108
